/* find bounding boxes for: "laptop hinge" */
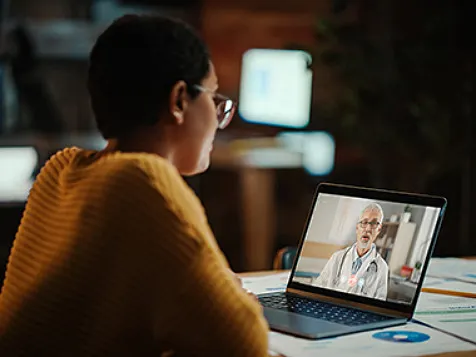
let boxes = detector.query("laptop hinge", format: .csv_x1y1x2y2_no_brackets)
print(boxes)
287,287,410,319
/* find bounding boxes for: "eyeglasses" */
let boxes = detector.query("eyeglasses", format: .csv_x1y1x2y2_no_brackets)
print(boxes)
193,85,236,129
358,221,381,229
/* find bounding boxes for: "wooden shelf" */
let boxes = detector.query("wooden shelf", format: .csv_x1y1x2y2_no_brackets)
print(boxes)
383,222,400,226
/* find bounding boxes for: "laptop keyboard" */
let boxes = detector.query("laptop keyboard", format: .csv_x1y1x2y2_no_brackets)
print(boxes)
259,293,394,326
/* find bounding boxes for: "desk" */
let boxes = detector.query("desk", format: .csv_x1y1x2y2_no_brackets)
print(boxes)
239,270,476,357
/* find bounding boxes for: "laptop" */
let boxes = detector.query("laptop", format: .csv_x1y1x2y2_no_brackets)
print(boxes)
259,183,447,339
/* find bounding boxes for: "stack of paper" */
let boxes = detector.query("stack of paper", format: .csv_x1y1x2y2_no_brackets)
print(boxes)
415,258,476,343
415,292,476,343
241,272,290,295
268,322,475,357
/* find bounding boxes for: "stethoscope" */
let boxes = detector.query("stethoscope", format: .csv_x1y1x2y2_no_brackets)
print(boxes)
333,245,378,294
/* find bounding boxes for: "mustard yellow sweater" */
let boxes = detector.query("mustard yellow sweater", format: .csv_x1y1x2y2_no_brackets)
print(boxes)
0,148,270,356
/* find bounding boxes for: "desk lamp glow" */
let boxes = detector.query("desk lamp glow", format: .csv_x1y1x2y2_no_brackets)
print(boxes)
278,131,335,176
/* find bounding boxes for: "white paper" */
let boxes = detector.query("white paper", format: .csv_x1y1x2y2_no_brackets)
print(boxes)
415,293,476,315
422,280,476,294
427,258,476,283
241,272,290,295
416,292,476,314
422,276,449,287
416,312,476,343
268,322,475,357
414,291,476,343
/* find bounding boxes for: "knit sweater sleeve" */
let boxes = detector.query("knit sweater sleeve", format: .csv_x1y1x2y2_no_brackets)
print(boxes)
163,244,272,357
118,157,272,357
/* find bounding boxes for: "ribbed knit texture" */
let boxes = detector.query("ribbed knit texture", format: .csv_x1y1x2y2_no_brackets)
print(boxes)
0,148,270,356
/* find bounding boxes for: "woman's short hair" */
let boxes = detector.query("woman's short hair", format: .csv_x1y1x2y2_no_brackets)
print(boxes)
88,14,210,139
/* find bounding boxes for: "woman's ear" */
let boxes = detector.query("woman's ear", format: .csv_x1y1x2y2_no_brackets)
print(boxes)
169,80,188,125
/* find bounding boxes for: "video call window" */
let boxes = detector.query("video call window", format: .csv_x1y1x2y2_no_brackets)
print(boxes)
292,194,441,305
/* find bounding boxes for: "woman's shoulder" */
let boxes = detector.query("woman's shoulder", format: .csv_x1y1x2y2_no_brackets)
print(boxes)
99,151,177,178
40,148,173,184
101,153,211,254
44,149,207,233
101,152,189,194
100,152,206,221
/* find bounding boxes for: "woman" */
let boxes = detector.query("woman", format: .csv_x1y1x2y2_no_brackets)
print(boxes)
0,15,274,356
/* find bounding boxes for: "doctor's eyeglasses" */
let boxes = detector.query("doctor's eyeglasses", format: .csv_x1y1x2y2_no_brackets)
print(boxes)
358,221,381,229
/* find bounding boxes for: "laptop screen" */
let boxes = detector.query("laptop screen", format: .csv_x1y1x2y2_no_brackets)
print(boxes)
292,193,441,306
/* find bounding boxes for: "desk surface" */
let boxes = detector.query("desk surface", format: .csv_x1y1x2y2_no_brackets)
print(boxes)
238,270,476,357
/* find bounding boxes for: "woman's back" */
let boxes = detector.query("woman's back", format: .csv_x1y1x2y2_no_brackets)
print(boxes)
0,148,269,356
0,13,273,356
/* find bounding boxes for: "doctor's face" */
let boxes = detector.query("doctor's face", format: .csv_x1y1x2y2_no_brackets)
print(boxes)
356,209,382,252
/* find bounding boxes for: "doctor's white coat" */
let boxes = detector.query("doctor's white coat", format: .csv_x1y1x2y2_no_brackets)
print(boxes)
312,246,389,300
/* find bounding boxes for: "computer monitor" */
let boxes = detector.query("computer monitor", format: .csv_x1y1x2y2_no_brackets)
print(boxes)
238,48,313,129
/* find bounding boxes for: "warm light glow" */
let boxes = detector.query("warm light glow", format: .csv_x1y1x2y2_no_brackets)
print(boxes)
0,147,38,201
278,131,335,176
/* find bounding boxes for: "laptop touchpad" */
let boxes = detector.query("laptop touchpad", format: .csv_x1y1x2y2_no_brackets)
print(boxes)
264,307,351,337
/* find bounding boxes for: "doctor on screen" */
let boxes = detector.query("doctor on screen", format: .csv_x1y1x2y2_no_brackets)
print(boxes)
312,203,389,300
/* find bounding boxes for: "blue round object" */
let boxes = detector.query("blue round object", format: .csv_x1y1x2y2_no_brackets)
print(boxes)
372,330,430,343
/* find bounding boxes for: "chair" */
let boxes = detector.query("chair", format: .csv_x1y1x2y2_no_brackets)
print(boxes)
273,246,298,270
273,246,321,284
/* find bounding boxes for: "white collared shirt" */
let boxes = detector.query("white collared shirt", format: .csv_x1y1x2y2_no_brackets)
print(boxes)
351,243,376,270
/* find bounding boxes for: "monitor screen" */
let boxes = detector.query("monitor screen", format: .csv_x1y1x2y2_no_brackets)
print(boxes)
292,193,441,305
238,49,312,128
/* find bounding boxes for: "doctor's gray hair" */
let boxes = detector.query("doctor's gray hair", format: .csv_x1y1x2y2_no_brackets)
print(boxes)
360,203,384,223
